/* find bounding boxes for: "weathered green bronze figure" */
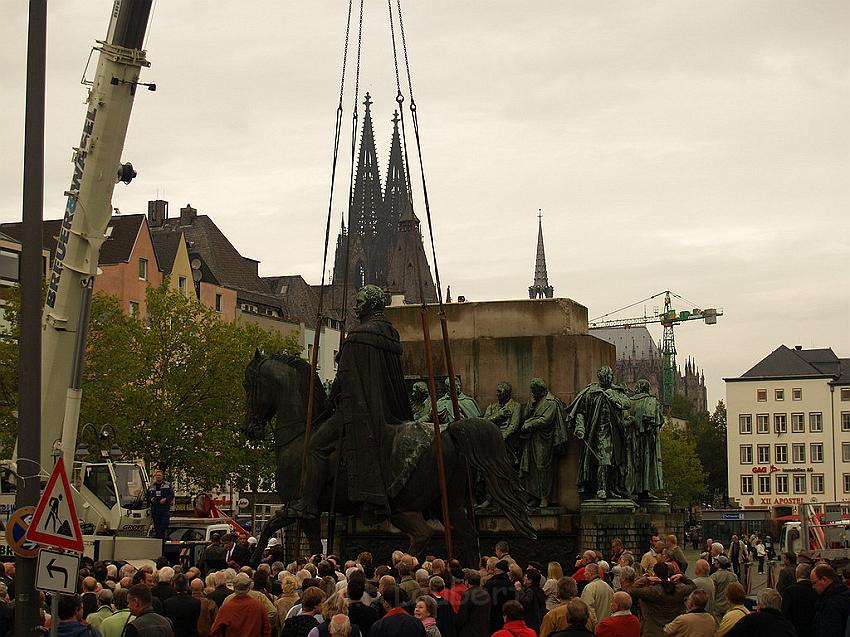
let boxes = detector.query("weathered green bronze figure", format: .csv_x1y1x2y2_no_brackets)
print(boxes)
435,376,481,423
410,381,431,421
482,382,523,458
630,378,664,496
564,366,632,500
518,378,567,508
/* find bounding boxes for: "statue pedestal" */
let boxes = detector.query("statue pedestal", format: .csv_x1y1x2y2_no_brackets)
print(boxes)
579,498,683,557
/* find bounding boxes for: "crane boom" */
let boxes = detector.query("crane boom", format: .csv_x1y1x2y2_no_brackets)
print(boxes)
39,0,154,472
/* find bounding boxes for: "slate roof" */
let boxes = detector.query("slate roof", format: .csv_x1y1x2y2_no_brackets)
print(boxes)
150,214,284,313
149,231,183,274
1,215,149,267
732,345,849,381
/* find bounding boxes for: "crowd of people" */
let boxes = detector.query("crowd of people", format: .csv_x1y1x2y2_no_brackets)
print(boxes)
2,533,850,637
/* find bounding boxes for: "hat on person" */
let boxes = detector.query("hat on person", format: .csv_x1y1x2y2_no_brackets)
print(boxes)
233,573,252,595
717,555,731,568
267,537,280,548
248,536,258,545
495,560,510,572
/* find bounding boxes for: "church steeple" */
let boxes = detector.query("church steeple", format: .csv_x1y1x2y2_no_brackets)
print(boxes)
528,209,554,299
384,111,412,229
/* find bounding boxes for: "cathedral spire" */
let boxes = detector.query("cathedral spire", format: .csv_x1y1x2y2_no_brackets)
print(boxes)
528,209,554,299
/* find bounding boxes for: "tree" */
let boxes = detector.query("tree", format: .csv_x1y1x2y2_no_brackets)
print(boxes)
660,426,707,508
0,287,20,454
80,282,301,490
689,401,728,502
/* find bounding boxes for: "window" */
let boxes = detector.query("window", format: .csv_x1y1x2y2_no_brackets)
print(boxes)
842,412,850,432
739,414,752,434
844,443,850,463
776,474,789,494
793,474,807,494
811,443,824,463
0,248,20,283
844,474,850,493
792,388,802,401
793,443,806,463
775,389,785,401
812,474,825,494
757,414,769,434
758,475,772,494
757,389,767,402
809,413,823,433
129,301,139,318
138,257,148,280
774,413,787,434
178,276,187,295
842,388,850,401
775,444,788,463
215,293,222,312
741,475,753,495
740,445,753,464
791,413,805,433
757,445,770,464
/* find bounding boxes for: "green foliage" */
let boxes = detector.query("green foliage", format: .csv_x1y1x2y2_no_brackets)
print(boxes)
689,401,728,501
80,282,301,491
0,287,21,454
660,426,707,508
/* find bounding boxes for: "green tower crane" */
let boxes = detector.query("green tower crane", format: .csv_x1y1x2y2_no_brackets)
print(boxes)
589,290,723,406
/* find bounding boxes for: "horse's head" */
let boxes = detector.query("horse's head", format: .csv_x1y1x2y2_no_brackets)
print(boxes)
242,349,275,441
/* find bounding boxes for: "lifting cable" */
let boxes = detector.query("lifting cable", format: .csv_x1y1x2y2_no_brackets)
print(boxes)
388,0,479,560
298,0,361,512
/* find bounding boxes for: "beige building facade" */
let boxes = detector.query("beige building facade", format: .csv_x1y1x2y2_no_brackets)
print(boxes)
725,345,850,518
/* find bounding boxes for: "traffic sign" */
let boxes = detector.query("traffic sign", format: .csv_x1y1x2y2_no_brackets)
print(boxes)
27,457,84,552
4,506,40,558
35,548,79,594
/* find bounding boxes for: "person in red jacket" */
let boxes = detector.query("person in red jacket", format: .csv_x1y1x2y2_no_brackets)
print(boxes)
492,600,537,637
595,592,640,637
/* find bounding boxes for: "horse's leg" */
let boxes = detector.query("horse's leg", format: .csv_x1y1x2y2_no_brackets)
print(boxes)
390,511,433,559
250,509,294,567
304,517,324,557
449,503,480,567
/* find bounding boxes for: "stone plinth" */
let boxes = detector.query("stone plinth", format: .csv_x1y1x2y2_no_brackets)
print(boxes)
385,298,614,511
579,502,684,558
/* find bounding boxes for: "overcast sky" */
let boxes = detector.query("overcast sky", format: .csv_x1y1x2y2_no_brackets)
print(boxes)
2,1,848,406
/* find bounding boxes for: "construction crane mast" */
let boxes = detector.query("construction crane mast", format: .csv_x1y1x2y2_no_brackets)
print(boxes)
590,290,723,406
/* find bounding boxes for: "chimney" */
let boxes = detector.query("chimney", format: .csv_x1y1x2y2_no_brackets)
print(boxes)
147,200,168,227
179,204,197,225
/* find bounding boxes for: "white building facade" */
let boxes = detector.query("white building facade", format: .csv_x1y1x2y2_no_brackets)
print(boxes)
725,345,850,518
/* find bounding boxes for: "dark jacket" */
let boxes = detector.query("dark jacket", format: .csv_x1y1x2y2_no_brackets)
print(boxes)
314,623,362,637
369,608,426,637
725,608,796,637
151,582,175,603
813,580,850,637
517,584,546,633
431,594,456,637
56,620,102,637
125,607,175,637
776,565,797,596
781,579,818,637
348,601,379,635
281,614,319,637
206,585,231,610
227,544,251,566
163,592,200,637
549,626,595,637
455,585,491,637
629,578,696,637
484,572,516,632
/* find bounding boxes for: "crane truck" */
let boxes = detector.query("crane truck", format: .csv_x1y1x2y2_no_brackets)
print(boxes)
2,0,163,562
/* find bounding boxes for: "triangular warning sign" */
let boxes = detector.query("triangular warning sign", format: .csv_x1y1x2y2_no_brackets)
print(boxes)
27,457,84,552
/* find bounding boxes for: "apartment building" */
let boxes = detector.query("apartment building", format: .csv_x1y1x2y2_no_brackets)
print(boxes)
725,345,850,518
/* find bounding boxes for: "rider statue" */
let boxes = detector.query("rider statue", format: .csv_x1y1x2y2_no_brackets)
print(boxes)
286,285,413,523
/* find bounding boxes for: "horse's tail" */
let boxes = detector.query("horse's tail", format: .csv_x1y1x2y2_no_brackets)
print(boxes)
447,417,537,540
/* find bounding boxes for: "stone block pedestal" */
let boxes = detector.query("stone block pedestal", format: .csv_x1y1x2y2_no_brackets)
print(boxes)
579,499,683,558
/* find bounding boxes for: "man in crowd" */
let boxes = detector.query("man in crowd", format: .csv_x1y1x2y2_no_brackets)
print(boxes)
580,563,612,622
662,589,715,637
369,584,425,636
485,560,516,632
779,562,816,637
492,599,537,637
727,534,749,581
776,552,797,597
125,584,174,637
57,594,101,637
641,540,665,576
86,588,114,630
810,563,850,637
212,573,272,637
99,589,134,637
711,555,738,621
455,571,491,637
666,534,688,574
725,588,796,637
595,591,639,637
146,469,174,541
691,559,715,617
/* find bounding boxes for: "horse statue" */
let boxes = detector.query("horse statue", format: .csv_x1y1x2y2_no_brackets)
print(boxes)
242,350,536,564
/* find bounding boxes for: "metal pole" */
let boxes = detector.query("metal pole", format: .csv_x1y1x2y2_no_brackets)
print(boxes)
49,595,58,637
16,1,46,635
421,311,453,560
